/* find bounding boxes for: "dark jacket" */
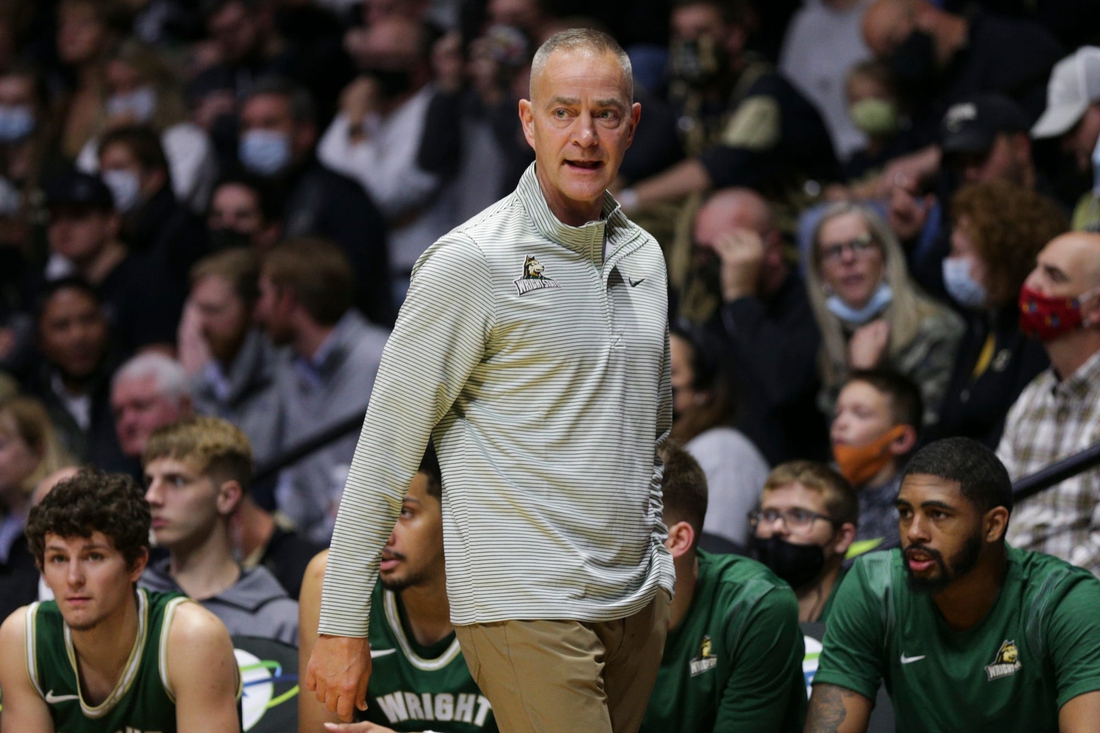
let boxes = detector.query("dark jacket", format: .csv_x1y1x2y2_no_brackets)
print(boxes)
122,184,210,287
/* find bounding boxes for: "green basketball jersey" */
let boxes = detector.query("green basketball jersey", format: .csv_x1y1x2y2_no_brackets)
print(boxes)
358,582,496,732
27,588,187,733
640,550,807,733
815,547,1100,732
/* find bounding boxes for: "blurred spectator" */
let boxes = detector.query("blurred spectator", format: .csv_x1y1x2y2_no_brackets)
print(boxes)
1030,47,1100,232
750,461,857,622
640,442,807,732
188,248,281,467
185,65,239,170
670,321,769,549
43,168,184,355
830,369,921,551
940,94,1041,191
255,238,388,543
692,188,827,463
235,484,323,602
778,0,872,163
838,60,920,185
205,175,282,254
29,277,128,472
999,232,1100,577
0,64,65,196
319,18,451,299
110,351,193,465
807,202,963,422
925,181,1065,448
96,125,210,280
0,396,73,621
237,78,393,326
75,40,218,213
54,0,128,160
620,0,839,231
140,416,299,644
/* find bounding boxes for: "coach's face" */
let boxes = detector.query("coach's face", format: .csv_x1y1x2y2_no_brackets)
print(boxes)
519,48,640,227
379,471,444,593
895,474,1005,594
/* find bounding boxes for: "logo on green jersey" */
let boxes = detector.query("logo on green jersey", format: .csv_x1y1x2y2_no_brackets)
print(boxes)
985,640,1022,681
690,635,717,676
514,255,561,295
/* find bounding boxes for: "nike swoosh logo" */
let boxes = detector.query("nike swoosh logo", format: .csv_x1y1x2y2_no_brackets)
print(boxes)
370,649,397,659
900,654,925,664
45,690,81,703
629,278,646,287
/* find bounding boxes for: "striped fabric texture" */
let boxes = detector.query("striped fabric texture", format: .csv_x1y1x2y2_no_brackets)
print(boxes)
319,164,675,636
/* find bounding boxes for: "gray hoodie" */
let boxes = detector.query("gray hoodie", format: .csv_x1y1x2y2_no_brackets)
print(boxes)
139,558,299,647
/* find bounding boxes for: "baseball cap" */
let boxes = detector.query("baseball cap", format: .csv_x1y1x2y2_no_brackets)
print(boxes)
941,94,1030,155
43,169,115,210
1031,47,1100,139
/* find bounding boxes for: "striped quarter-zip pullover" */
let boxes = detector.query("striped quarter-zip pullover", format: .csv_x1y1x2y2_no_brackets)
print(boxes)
319,163,675,635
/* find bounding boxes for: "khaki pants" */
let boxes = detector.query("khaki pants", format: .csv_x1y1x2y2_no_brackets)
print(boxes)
454,590,670,733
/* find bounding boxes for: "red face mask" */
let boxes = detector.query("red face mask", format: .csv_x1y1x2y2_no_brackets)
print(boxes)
1019,284,1099,342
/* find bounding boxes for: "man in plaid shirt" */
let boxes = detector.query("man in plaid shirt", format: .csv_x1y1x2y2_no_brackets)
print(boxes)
998,232,1100,576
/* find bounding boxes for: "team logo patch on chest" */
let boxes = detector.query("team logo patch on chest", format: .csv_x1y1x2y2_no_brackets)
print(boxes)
985,640,1022,681
513,255,561,295
690,635,718,676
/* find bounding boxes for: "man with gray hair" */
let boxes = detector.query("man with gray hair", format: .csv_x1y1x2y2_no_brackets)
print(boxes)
307,28,674,733
110,352,193,467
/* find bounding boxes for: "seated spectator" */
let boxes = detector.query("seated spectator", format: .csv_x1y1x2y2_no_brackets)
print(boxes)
1030,47,1100,232
140,416,298,645
640,442,806,733
0,64,65,198
298,445,497,731
999,232,1100,577
940,93,1043,191
76,40,218,213
96,125,210,281
0,397,73,621
237,78,393,326
693,188,827,464
750,461,857,623
29,278,129,473
110,352,192,468
188,249,281,467
831,369,922,552
670,321,768,549
234,487,322,602
839,61,920,185
807,202,964,422
925,181,1065,448
43,168,185,356
807,438,1100,732
255,238,388,543
205,176,283,254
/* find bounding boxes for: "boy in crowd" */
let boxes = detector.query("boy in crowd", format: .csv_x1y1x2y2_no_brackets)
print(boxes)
640,443,806,733
751,461,858,623
139,416,299,645
0,469,240,731
298,444,496,732
831,369,922,553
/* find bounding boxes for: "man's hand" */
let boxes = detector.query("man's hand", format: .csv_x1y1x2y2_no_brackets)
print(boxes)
339,77,381,140
848,319,890,370
873,145,941,200
306,635,373,723
710,229,765,302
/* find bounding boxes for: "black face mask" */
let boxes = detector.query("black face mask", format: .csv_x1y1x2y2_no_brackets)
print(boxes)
209,227,253,251
363,68,414,100
890,31,939,93
209,112,239,162
752,536,826,590
669,35,729,89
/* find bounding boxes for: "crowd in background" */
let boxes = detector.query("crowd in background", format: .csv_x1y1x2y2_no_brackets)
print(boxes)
0,0,1099,655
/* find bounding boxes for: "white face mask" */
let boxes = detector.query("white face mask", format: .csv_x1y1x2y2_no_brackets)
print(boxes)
106,86,157,123
101,168,141,213
942,256,987,310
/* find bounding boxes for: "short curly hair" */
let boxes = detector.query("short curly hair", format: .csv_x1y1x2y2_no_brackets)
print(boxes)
950,181,1067,307
26,469,151,570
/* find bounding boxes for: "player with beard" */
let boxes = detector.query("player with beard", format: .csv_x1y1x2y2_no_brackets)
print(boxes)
806,437,1100,732
298,445,496,733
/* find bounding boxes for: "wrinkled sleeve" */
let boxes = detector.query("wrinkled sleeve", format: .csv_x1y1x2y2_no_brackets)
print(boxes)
812,559,885,701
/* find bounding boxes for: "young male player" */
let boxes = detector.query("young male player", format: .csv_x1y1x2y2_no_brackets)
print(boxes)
0,469,241,732
807,437,1100,732
299,445,496,732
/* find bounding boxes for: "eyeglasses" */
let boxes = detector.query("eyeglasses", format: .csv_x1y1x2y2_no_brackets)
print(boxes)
748,507,834,533
819,233,877,263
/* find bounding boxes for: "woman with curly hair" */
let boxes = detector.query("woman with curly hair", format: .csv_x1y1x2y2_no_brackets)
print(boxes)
925,180,1068,447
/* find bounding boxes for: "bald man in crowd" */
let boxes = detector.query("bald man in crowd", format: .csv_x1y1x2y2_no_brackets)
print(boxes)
998,233,1100,577
307,28,673,733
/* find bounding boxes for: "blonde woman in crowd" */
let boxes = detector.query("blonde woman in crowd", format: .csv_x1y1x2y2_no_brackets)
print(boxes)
807,202,964,424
